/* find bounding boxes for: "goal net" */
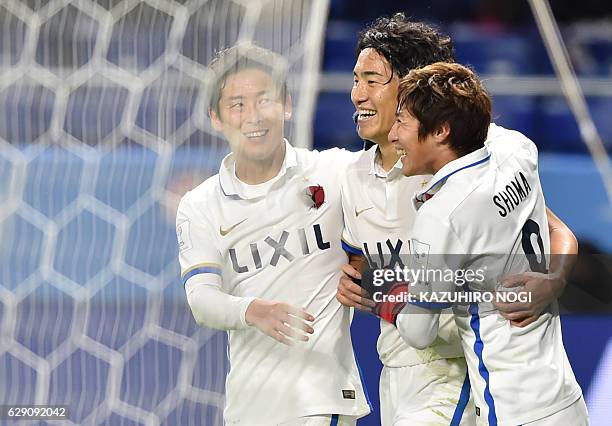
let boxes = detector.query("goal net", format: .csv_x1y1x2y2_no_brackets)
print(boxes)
0,0,328,424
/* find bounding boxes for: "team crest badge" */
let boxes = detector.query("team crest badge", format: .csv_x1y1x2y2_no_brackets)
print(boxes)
305,184,325,209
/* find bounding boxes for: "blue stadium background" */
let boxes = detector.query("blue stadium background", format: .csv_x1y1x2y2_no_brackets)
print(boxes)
1,0,611,424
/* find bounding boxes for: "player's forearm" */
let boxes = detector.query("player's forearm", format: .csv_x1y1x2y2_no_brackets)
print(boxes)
396,304,440,350
348,253,367,273
546,207,578,291
186,282,255,330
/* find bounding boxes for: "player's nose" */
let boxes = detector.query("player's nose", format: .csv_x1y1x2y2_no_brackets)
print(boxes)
351,81,368,105
243,101,263,124
388,121,399,144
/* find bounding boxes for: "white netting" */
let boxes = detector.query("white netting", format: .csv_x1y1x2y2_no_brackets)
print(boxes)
0,0,328,424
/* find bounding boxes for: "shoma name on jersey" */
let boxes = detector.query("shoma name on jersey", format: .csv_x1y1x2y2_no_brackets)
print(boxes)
492,171,532,218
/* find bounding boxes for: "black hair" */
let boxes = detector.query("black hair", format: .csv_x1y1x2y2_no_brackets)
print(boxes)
356,13,455,80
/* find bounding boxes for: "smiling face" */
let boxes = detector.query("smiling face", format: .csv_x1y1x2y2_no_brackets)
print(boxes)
210,68,290,165
351,48,400,146
388,107,443,177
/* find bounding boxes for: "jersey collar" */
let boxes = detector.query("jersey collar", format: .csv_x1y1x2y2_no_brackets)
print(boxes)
219,139,298,199
368,146,403,180
415,146,490,204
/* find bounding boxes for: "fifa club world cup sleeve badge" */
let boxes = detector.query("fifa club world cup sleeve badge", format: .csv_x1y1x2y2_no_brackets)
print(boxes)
176,220,192,253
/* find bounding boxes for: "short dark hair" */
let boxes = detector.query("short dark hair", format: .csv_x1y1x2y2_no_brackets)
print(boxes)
356,13,455,80
397,62,491,157
208,43,288,116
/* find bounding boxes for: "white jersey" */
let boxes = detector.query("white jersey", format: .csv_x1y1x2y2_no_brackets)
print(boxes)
177,141,370,425
340,145,463,367
407,126,582,425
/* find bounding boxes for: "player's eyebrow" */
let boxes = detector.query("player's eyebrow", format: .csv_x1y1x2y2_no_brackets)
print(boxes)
354,70,386,78
225,90,274,101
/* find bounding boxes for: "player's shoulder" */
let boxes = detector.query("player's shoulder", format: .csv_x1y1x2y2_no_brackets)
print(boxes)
178,174,220,215
338,145,375,190
424,158,491,225
418,190,458,223
339,145,375,177
295,145,361,167
487,123,539,166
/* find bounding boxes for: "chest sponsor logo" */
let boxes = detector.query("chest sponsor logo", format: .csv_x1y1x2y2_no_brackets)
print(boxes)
228,223,331,273
363,238,406,269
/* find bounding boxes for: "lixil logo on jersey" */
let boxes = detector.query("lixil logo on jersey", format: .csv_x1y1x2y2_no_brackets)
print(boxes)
228,223,332,273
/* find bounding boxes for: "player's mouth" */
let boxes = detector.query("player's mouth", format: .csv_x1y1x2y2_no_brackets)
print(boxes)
243,129,269,139
392,142,407,158
356,109,377,122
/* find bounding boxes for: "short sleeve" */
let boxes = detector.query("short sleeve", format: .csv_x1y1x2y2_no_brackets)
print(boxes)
176,194,223,289
339,168,363,257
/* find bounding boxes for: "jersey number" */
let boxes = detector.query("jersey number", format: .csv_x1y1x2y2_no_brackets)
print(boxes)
521,219,547,273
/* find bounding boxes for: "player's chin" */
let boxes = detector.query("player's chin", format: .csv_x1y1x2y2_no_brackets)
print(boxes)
356,121,377,140
400,159,413,176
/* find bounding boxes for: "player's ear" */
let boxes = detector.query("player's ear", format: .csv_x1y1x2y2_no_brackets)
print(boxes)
209,107,223,131
434,121,451,142
284,93,292,120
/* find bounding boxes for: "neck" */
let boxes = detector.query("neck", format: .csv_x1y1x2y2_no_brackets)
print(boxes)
234,143,286,185
376,139,400,172
430,148,459,175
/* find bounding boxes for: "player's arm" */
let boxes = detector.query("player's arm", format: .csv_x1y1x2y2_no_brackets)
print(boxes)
494,207,578,327
396,304,440,350
336,172,376,311
177,196,314,345
336,252,376,312
396,214,458,349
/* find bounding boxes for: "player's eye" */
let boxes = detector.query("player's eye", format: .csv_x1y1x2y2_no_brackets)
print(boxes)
229,102,243,110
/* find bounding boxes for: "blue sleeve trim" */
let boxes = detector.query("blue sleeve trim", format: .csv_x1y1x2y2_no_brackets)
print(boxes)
182,267,222,286
341,240,363,256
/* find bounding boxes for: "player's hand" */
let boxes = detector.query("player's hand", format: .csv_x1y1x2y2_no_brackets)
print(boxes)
336,263,376,312
245,299,315,345
494,272,565,327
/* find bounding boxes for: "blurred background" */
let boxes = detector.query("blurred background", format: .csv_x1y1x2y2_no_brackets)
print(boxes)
0,0,610,424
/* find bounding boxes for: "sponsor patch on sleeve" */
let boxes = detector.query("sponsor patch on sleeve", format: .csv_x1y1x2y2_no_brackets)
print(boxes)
177,220,192,253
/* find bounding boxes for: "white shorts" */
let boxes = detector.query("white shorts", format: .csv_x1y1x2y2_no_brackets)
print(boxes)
523,395,589,425
380,357,476,426
277,414,357,425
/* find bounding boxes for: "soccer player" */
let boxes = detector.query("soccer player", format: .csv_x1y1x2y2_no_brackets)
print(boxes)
336,14,579,425
176,44,370,425
392,62,588,425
